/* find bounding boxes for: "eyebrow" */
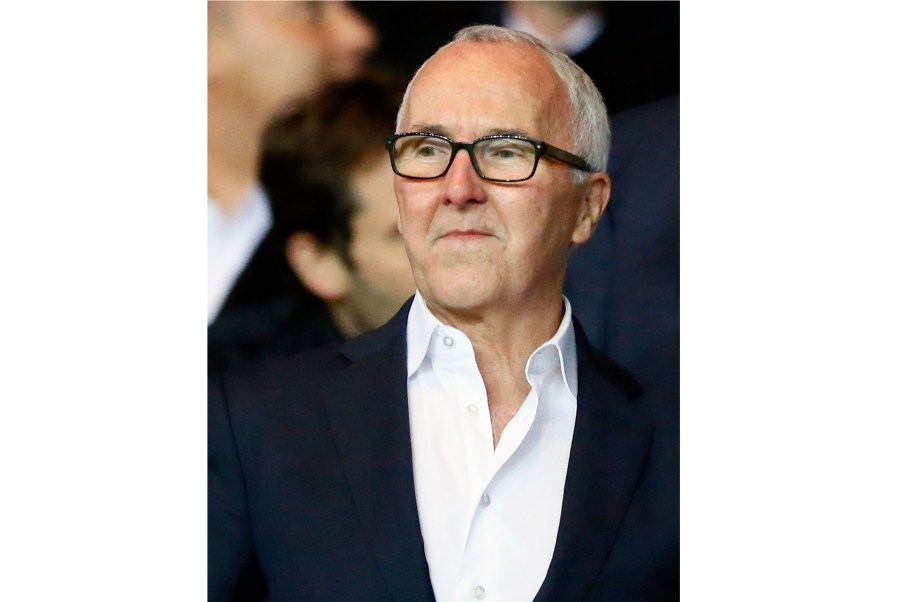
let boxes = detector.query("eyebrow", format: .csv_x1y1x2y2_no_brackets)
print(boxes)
406,123,449,136
485,127,530,138
404,125,534,139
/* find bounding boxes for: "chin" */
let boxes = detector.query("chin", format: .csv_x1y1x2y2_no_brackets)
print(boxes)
423,270,502,314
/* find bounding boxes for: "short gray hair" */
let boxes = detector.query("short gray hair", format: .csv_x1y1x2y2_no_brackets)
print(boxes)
395,24,610,182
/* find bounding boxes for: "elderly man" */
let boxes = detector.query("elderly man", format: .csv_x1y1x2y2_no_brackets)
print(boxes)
209,25,678,602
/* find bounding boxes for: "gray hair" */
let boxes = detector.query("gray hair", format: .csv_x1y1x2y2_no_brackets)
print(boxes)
395,24,610,182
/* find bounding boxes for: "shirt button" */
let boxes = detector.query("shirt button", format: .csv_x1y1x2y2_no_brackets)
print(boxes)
466,404,479,416
480,492,491,506
442,335,454,347
472,585,486,599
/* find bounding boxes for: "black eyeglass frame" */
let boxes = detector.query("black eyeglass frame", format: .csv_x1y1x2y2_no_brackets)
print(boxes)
385,132,592,183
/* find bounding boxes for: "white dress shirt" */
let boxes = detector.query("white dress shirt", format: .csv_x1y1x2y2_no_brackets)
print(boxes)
207,185,272,324
406,292,579,602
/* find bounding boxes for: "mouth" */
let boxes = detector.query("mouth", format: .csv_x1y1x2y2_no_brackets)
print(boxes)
438,229,494,241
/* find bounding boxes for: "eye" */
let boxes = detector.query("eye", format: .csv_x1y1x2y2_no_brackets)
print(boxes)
480,139,532,161
395,136,450,160
416,144,442,158
492,146,524,159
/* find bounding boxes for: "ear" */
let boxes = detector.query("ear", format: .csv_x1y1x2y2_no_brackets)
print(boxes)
285,232,352,302
571,171,611,246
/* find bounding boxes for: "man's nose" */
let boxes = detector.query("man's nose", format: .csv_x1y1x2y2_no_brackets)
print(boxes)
443,149,487,206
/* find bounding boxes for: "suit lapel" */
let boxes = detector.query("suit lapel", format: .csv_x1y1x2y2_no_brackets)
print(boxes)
320,303,435,601
535,325,655,601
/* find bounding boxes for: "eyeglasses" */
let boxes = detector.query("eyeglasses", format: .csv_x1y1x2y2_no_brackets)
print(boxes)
385,132,591,182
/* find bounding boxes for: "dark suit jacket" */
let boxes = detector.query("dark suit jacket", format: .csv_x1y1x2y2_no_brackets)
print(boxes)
208,229,344,373
207,291,344,373
209,301,679,601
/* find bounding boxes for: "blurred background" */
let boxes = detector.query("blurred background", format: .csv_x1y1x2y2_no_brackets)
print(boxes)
208,0,679,398
358,1,678,115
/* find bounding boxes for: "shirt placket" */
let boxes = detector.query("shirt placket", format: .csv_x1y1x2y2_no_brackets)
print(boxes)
460,365,547,602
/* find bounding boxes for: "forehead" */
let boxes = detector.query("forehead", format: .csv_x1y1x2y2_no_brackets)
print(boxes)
403,41,572,141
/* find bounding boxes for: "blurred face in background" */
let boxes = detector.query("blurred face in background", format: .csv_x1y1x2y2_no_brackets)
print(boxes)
209,1,378,120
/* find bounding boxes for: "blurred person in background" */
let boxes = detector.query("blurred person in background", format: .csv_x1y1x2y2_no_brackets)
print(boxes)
565,94,680,397
207,1,377,336
496,1,678,115
208,75,416,372
357,1,678,115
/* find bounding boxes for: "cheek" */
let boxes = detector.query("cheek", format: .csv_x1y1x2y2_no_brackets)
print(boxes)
508,191,556,239
394,185,413,230
510,189,580,256
396,191,435,242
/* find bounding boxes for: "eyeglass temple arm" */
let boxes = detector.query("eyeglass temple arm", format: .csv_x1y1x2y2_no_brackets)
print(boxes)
542,143,592,172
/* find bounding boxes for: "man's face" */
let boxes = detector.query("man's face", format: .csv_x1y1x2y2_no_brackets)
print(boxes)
345,154,417,331
394,41,605,316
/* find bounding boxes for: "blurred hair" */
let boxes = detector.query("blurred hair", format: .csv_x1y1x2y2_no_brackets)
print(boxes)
262,72,406,267
395,24,610,183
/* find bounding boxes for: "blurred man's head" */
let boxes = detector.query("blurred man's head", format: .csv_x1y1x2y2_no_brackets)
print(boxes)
208,1,378,124
263,75,416,338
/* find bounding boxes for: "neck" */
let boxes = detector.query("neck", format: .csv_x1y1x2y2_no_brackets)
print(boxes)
427,285,565,360
330,302,364,340
425,290,566,447
208,94,267,214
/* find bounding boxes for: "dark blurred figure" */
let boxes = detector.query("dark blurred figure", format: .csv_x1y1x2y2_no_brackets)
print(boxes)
497,2,678,115
208,75,416,372
208,2,377,331
565,95,680,396
355,1,678,115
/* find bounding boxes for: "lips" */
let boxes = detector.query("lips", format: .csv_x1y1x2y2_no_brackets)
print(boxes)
440,229,493,239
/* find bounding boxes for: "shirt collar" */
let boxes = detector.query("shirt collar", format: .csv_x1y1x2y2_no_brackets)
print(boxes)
405,292,578,397
207,184,272,324
406,291,444,378
525,296,578,398
207,184,271,233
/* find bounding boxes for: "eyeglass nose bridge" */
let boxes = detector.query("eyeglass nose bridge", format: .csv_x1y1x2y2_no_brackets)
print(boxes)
441,140,489,180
